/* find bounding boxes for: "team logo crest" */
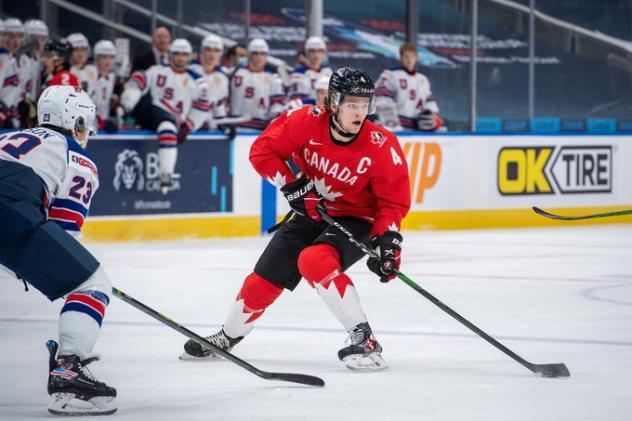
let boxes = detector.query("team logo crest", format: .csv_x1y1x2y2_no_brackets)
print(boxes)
370,131,386,147
310,106,322,117
113,149,144,191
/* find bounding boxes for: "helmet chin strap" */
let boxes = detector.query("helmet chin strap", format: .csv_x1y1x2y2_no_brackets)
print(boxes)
330,111,356,140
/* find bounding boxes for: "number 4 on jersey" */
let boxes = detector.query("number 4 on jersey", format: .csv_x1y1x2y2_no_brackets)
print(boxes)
390,146,403,166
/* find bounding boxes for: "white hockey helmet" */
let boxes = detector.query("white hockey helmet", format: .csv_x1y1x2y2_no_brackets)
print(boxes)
169,38,192,55
24,19,49,38
315,75,330,92
247,38,269,54
37,86,97,147
67,32,89,49
4,18,24,34
94,39,117,57
201,34,223,52
305,36,326,52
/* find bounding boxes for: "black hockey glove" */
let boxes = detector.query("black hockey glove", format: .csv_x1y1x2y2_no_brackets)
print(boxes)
367,231,402,283
280,174,322,221
417,109,437,131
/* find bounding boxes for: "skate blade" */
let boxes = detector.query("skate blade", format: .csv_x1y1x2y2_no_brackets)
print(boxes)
178,351,223,361
48,393,117,416
342,353,388,372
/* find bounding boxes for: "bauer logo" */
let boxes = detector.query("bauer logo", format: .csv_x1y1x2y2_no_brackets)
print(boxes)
497,145,612,195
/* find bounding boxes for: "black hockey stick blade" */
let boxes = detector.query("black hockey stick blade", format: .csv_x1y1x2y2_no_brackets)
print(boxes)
530,363,571,378
532,206,632,221
112,287,325,387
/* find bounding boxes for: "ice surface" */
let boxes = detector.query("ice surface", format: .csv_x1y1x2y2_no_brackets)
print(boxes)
1,225,631,420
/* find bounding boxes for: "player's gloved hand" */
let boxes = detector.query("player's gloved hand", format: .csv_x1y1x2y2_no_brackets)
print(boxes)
417,109,438,131
367,231,403,283
280,174,322,221
177,119,193,144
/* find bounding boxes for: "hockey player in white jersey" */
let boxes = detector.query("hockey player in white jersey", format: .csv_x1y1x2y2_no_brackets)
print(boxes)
68,33,98,98
375,42,443,131
120,38,210,192
15,19,49,127
288,36,333,105
0,85,117,416
189,34,229,129
1,18,23,129
92,40,118,129
229,38,285,129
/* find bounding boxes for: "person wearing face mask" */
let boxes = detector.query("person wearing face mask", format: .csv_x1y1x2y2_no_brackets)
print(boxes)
220,43,247,76
375,42,443,131
228,38,286,129
180,67,411,373
288,36,333,105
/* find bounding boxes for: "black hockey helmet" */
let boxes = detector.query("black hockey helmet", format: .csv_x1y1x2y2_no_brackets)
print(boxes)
328,67,376,114
43,38,72,63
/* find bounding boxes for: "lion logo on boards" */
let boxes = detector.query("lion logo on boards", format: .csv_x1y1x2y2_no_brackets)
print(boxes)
370,131,386,148
113,149,144,191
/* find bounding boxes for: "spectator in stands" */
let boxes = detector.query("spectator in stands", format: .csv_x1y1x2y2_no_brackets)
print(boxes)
189,34,229,129
220,43,247,76
68,33,97,98
92,40,120,132
375,42,443,131
42,38,80,88
132,25,171,71
288,36,332,105
228,38,285,130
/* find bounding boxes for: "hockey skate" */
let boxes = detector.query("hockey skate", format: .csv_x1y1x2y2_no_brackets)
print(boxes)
46,340,117,416
179,328,243,361
159,173,172,194
338,322,387,372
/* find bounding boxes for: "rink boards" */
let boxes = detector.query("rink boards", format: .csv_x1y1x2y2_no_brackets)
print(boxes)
82,132,632,241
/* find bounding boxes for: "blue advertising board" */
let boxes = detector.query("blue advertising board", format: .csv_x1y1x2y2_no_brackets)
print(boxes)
88,134,233,216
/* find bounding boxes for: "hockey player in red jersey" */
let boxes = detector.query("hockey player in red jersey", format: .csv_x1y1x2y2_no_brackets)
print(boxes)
181,67,411,371
42,39,81,88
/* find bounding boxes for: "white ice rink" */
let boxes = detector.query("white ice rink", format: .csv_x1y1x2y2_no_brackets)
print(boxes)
1,224,631,420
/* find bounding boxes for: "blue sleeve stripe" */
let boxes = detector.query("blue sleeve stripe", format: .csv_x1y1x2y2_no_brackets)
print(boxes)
50,219,80,232
50,198,88,216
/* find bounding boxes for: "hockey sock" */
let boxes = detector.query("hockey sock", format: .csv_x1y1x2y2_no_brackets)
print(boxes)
58,267,111,358
157,121,178,176
298,243,368,331
223,272,283,338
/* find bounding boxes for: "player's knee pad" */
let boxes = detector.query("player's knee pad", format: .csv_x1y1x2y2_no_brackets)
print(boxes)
70,266,112,302
61,267,111,328
238,272,283,311
298,243,342,288
157,121,177,147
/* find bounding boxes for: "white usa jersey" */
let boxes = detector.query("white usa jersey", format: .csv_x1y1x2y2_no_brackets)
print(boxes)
93,72,116,120
189,63,229,126
229,65,285,129
375,65,439,129
288,65,332,104
124,64,210,128
18,54,40,102
0,49,21,109
72,64,99,99
0,127,99,237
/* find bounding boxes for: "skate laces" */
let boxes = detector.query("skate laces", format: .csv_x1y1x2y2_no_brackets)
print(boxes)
205,330,231,349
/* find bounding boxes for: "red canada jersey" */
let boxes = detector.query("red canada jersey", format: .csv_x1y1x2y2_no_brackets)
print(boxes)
250,105,411,237
47,71,81,88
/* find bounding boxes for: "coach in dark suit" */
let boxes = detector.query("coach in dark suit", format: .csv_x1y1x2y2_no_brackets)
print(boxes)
132,26,172,71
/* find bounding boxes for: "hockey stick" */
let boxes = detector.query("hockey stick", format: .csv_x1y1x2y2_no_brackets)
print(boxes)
532,206,632,221
316,209,570,378
111,287,325,387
